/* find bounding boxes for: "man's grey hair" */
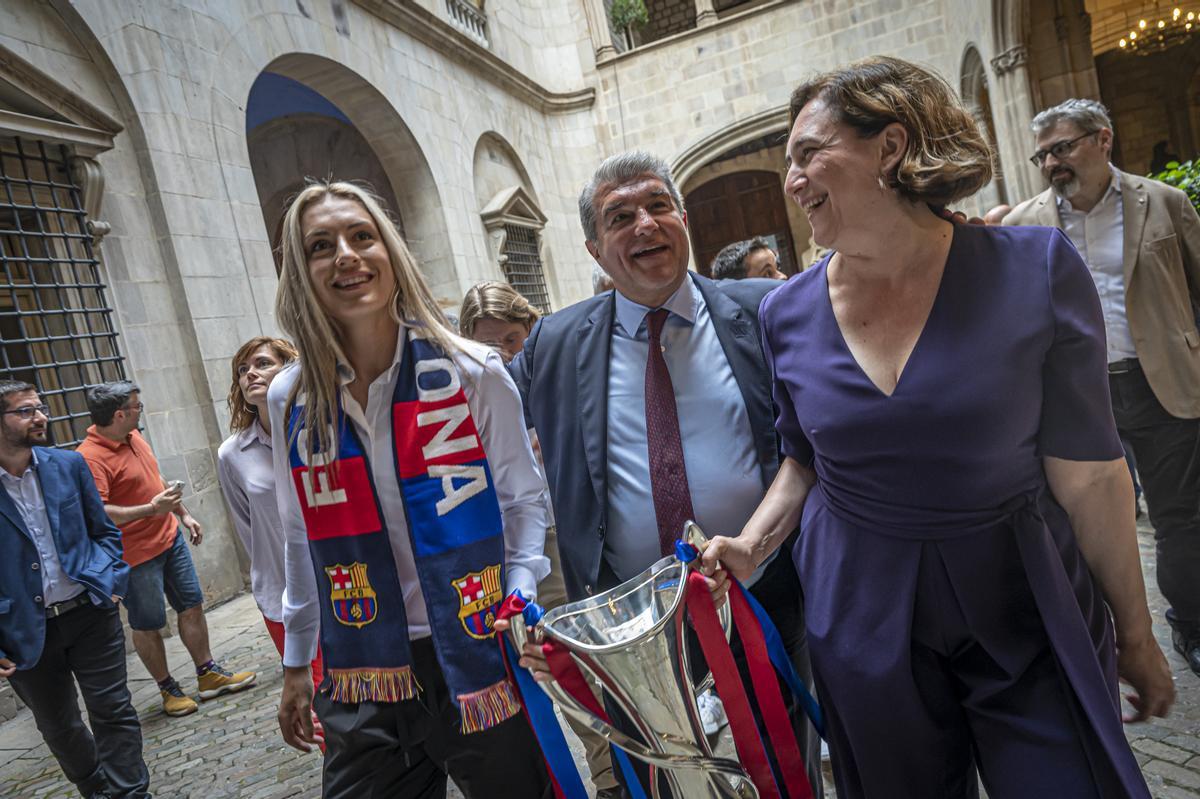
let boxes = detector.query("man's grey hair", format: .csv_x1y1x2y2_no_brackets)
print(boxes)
578,150,685,242
1031,99,1112,137
86,380,139,426
591,264,614,295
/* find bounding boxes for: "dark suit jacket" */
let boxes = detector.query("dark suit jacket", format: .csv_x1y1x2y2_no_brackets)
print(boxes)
510,273,783,600
0,447,127,669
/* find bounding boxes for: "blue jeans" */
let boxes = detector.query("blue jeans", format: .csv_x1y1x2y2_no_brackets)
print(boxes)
124,529,204,631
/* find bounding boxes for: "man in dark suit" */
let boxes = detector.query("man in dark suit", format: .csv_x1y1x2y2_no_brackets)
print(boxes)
0,380,149,799
508,150,822,797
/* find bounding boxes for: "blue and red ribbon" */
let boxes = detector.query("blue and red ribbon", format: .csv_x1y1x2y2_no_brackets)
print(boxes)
497,593,589,799
676,540,818,799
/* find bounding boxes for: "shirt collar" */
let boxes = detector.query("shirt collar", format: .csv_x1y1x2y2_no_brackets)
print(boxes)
0,449,36,484
335,323,407,387
613,273,700,338
84,424,127,451
236,423,272,451
1056,163,1122,213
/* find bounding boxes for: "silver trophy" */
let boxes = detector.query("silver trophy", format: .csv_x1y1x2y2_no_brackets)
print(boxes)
508,522,756,798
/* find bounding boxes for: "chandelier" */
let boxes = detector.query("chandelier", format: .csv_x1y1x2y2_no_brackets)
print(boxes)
1119,5,1198,54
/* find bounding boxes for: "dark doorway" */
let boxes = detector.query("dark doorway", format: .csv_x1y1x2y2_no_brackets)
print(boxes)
685,170,798,276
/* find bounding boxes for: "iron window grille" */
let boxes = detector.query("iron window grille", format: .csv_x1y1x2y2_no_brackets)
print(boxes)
501,224,551,314
0,136,126,447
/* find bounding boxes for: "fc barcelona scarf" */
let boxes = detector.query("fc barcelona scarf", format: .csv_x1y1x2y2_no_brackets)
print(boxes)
286,329,520,733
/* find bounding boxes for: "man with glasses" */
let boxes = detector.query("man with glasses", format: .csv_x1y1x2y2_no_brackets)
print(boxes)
77,381,256,717
1006,98,1200,678
0,380,150,799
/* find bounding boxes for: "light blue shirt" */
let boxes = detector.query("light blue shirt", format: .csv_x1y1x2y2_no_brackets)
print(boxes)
1,450,85,605
605,276,772,585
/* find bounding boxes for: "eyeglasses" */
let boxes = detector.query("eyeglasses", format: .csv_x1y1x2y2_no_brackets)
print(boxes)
1029,131,1099,167
120,402,144,412
2,404,50,419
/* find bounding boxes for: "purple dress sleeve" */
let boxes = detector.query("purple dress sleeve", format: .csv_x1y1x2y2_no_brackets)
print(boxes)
1037,229,1125,461
759,290,814,466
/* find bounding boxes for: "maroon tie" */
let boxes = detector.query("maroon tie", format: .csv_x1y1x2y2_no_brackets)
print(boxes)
644,308,697,555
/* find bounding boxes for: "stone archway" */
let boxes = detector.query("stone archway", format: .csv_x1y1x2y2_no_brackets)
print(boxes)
961,44,1009,211
242,53,454,299
247,107,405,268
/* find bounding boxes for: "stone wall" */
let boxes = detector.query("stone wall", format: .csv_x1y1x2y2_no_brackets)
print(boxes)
592,0,964,197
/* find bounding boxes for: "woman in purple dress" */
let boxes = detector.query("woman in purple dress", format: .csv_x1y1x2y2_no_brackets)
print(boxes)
703,57,1175,798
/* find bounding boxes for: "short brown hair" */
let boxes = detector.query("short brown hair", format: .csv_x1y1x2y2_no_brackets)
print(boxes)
458,282,541,339
0,380,35,411
227,336,298,433
789,56,993,206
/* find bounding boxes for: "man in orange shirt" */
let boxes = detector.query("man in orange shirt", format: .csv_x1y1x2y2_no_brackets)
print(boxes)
77,381,255,717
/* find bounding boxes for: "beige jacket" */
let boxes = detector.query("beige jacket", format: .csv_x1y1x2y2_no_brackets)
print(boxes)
1004,169,1200,418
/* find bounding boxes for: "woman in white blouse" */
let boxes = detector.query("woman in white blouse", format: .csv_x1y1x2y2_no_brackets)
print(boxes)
216,336,325,690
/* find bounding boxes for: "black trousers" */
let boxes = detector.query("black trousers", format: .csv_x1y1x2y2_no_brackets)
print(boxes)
610,550,824,798
7,603,149,799
314,636,551,799
1110,367,1200,623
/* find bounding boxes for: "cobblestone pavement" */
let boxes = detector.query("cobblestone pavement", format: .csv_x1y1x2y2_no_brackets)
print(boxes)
1,521,1198,798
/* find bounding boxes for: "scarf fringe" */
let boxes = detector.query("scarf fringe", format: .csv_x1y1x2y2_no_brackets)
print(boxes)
458,678,521,734
326,666,420,704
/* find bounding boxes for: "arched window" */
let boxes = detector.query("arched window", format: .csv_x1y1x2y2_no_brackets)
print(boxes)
480,186,552,314
961,45,1008,211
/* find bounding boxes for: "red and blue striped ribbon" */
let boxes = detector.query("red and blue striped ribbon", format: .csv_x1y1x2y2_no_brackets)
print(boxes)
676,540,818,799
496,592,589,799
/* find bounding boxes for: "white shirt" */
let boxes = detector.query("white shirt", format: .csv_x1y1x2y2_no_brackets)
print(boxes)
269,329,550,667
1,450,85,605
1058,165,1138,362
217,423,286,622
605,277,774,585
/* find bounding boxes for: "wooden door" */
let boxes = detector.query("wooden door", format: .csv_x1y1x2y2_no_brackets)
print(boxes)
685,170,797,276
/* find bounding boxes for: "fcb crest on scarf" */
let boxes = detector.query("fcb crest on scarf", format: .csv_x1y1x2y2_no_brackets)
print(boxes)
326,562,378,628
453,564,502,640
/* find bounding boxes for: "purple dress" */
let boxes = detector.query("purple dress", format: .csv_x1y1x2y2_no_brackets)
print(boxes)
760,224,1148,798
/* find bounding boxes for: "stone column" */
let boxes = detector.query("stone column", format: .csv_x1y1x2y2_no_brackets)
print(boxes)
991,45,1044,202
582,0,617,59
695,0,718,26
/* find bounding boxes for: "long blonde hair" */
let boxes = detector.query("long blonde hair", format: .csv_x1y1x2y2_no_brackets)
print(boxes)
275,180,461,462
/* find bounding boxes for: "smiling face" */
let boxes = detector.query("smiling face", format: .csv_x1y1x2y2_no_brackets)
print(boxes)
0,389,48,449
586,175,690,308
1036,120,1111,201
237,344,286,407
785,97,904,251
468,317,530,363
301,195,397,331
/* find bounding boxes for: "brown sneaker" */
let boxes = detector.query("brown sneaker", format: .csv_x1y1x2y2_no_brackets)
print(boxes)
197,663,257,700
160,680,198,717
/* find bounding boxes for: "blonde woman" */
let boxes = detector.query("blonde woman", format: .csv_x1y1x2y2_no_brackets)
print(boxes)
269,182,551,798
216,337,325,695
